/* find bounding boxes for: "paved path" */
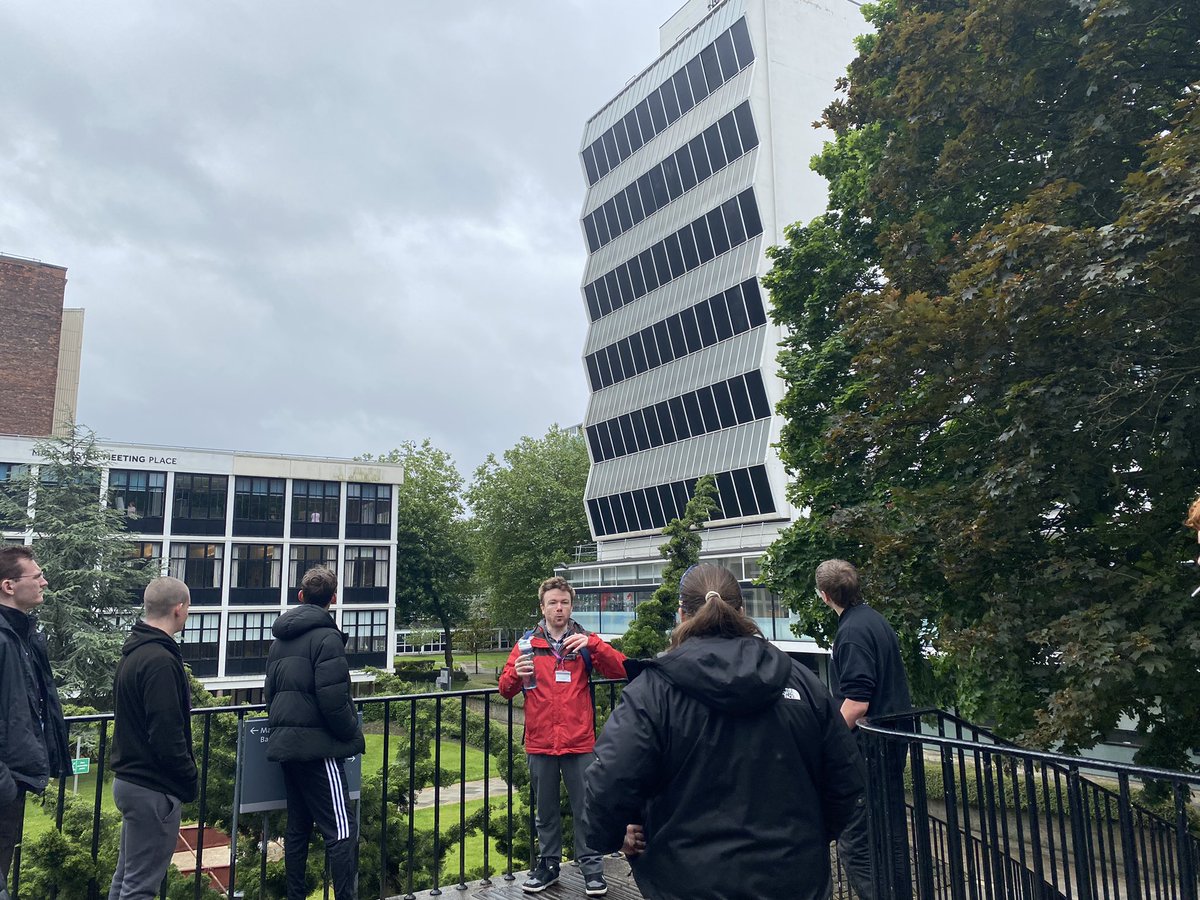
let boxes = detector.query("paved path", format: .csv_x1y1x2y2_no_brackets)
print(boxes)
393,855,642,900
413,777,513,810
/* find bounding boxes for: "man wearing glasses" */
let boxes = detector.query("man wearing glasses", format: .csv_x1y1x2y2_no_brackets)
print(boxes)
0,546,70,900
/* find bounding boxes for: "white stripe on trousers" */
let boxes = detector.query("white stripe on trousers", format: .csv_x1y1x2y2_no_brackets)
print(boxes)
324,758,351,841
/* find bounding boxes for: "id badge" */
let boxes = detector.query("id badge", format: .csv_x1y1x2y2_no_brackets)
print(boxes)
555,669,572,683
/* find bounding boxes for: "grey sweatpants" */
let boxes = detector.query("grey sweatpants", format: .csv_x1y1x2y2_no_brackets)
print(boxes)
108,778,182,900
527,752,602,877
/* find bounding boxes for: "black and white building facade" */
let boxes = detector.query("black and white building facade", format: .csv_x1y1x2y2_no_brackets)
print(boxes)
0,435,402,693
569,0,863,656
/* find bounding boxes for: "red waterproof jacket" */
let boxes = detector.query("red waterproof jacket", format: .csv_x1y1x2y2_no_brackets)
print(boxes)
498,620,626,755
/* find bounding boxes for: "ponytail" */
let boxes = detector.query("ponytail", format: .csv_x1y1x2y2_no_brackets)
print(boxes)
671,564,762,648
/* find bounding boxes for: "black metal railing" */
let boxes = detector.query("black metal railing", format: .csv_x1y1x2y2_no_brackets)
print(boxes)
859,708,1200,900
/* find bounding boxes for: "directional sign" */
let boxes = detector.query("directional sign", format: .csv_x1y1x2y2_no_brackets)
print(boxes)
237,716,361,814
71,758,90,775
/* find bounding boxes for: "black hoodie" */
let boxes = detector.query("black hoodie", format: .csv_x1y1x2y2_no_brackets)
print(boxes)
585,635,865,900
264,603,364,762
110,620,197,802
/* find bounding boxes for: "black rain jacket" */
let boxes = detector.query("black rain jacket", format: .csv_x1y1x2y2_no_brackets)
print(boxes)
109,621,198,802
585,635,865,900
0,605,70,804
264,604,364,762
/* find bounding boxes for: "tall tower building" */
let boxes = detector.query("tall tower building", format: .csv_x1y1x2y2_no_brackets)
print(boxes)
565,0,864,655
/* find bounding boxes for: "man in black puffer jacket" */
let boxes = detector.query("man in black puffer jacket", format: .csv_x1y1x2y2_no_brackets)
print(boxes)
265,566,365,900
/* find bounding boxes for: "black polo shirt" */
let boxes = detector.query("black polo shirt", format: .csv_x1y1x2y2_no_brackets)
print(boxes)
829,603,912,723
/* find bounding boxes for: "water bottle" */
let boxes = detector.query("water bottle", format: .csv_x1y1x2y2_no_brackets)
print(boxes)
517,637,537,690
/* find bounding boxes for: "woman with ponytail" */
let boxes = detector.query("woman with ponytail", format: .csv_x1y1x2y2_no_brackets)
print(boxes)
584,564,865,900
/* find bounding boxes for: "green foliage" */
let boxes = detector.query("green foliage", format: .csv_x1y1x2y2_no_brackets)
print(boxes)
617,475,718,658
369,441,475,669
0,428,153,705
763,0,1200,766
467,425,591,630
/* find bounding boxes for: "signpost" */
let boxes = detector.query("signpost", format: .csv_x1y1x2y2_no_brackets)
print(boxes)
235,717,362,814
71,758,90,775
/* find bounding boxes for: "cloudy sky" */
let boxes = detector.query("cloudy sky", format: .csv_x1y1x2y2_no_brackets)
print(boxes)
0,1,689,475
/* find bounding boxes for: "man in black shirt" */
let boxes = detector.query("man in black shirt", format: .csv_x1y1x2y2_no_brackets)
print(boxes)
818,558,913,900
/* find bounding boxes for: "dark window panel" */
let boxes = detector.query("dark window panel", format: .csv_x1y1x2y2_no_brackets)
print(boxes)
620,494,640,532
591,136,611,173
644,482,665,526
641,325,661,369
739,188,763,237
616,340,636,381
715,471,741,518
703,123,728,170
727,285,750,333
744,278,767,326
714,30,738,82
594,346,614,386
604,271,622,311
663,232,686,279
607,415,627,456
596,420,616,459
710,294,733,340
658,484,679,522
606,344,625,382
692,214,715,263
613,190,633,232
583,145,600,185
671,481,692,519
623,109,644,153
613,118,631,160
637,172,658,217
747,369,772,419
695,300,717,346
628,330,648,373
690,134,713,181
655,400,677,443
587,498,602,533
616,413,637,453
749,466,776,514
668,395,691,439
731,18,755,68
640,248,661,294
719,114,742,162
609,493,629,533
648,166,669,210
696,385,720,432
643,403,663,447
594,206,612,245
635,101,656,149
665,315,686,360
584,216,600,253
708,208,731,256
686,56,710,103
651,244,671,289
732,468,757,515
628,255,647,299
681,391,705,434
723,196,747,246
660,79,681,124
601,130,620,170
630,409,650,449
594,275,613,317
626,183,645,224
616,264,635,305
647,90,667,132
677,143,698,192
712,378,737,427
733,101,759,151
700,44,724,93
632,490,653,532
597,496,617,536
654,320,674,363
678,224,700,271
586,426,604,461
584,283,600,321
672,68,695,115
604,198,621,239
585,353,602,391
729,374,754,420
662,155,684,201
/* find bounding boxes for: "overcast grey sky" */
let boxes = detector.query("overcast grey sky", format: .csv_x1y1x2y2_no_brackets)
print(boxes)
0,1,688,474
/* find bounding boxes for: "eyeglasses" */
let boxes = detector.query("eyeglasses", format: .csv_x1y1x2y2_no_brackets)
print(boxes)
5,571,45,582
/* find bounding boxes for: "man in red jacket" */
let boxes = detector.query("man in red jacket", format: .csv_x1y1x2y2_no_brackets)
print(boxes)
499,576,626,897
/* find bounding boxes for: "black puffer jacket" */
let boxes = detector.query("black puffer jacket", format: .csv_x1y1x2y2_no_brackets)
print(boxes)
0,605,70,804
264,604,364,762
585,636,865,900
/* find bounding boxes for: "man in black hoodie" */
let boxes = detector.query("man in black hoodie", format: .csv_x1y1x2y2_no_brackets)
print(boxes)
0,546,70,900
108,575,197,900
265,566,365,900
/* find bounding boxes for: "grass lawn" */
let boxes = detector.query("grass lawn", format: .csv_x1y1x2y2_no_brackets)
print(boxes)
414,797,524,884
398,650,513,671
362,733,490,783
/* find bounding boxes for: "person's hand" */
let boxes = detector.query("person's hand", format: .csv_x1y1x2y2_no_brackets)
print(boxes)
514,654,535,676
621,824,646,858
562,633,590,655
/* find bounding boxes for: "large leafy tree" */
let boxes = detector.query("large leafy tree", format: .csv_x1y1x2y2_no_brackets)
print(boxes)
0,428,151,704
762,0,1200,767
367,441,474,669
467,425,590,631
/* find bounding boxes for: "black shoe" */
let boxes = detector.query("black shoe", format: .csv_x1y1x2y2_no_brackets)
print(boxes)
584,873,609,896
522,860,561,893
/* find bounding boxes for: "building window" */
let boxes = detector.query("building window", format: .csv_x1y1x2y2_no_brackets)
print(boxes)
226,612,276,674
343,610,388,656
108,470,166,533
346,484,391,539
289,545,338,594
179,612,220,676
233,477,285,537
230,543,282,594
172,474,228,536
291,480,340,538
343,546,389,603
168,542,224,603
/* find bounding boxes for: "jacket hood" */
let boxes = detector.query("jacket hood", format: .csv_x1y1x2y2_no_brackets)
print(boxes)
273,603,340,641
121,620,183,657
638,635,792,715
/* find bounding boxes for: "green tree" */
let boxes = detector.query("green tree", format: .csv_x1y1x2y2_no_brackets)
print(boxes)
762,0,1200,766
617,475,718,658
369,441,474,670
467,426,591,631
0,428,152,704
453,603,495,672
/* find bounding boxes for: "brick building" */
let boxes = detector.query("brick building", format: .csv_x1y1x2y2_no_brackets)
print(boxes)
0,253,83,437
